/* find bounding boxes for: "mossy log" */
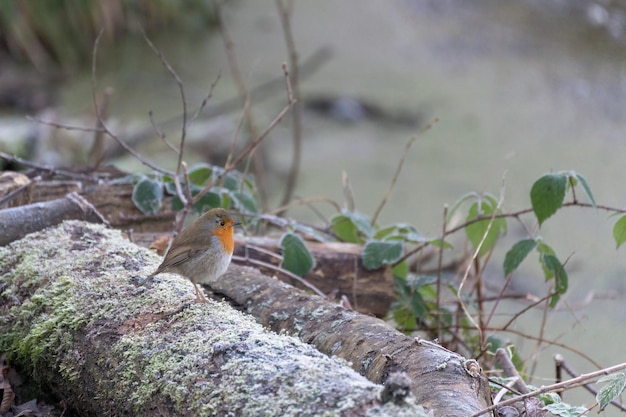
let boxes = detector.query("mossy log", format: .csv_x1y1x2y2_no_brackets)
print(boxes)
0,221,428,417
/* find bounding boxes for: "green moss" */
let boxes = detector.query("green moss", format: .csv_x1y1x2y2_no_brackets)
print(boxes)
0,221,429,416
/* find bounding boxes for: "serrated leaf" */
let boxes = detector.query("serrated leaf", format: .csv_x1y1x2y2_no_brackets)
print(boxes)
131,177,163,215
540,253,568,307
530,173,567,226
280,233,315,277
613,215,626,249
597,372,626,411
465,201,507,256
542,402,588,416
362,240,403,270
503,239,538,275
574,172,596,208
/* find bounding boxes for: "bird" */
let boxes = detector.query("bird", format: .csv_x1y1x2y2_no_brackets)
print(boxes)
138,208,241,302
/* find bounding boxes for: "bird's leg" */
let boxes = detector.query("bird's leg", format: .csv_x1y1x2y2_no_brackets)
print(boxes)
137,272,156,287
193,282,209,303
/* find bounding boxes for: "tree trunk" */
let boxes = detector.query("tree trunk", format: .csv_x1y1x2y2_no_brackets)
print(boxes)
0,221,429,417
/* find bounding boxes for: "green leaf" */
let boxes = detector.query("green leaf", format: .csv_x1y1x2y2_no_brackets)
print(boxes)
597,372,626,411
171,187,222,213
574,172,596,208
362,240,403,270
540,253,568,307
131,177,163,215
530,173,567,226
392,305,418,332
280,233,315,277
428,238,453,249
187,164,212,185
192,191,222,213
230,190,259,213
331,211,373,243
222,171,243,191
613,215,626,249
465,200,507,256
503,239,538,275
392,260,408,279
542,402,588,416
447,191,479,222
375,223,426,243
331,214,360,243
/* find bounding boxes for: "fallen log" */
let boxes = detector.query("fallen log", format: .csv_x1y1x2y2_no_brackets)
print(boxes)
233,235,395,317
211,264,493,415
0,192,107,245
0,221,427,417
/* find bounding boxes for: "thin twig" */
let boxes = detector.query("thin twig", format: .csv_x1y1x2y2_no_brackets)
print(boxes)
450,324,602,369
456,185,505,344
190,73,221,122
269,196,342,216
88,87,113,169
192,66,296,206
25,116,106,134
0,153,99,182
555,354,626,412
371,118,438,225
471,361,626,416
436,205,447,343
217,4,268,210
232,255,325,297
276,0,302,215
141,29,190,211
90,29,173,176
149,110,177,153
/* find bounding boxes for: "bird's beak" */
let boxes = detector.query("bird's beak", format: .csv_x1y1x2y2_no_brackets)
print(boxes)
233,221,242,227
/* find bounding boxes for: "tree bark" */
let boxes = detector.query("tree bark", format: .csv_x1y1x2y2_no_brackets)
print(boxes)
211,266,493,416
0,192,107,245
0,221,428,417
233,235,395,317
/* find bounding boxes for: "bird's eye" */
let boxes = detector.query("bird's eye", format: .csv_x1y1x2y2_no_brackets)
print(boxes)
220,221,225,227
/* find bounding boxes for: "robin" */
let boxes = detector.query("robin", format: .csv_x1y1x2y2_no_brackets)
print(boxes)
138,208,241,302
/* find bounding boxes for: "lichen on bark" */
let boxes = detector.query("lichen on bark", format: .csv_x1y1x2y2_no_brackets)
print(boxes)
0,221,428,416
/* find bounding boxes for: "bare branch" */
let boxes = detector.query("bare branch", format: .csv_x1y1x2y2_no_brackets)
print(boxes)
217,4,268,210
90,29,173,176
371,117,438,225
0,152,98,182
192,68,297,206
276,0,302,215
140,29,189,188
472,361,626,416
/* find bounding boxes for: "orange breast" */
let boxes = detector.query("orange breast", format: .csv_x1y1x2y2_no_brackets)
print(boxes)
211,222,235,254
